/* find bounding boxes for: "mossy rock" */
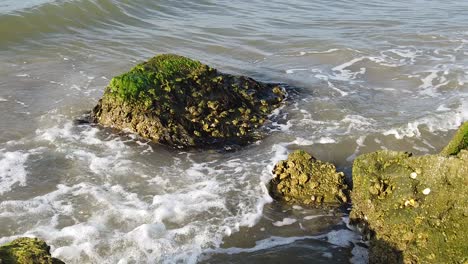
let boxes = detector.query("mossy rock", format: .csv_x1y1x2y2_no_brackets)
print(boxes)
92,54,285,148
0,237,65,264
440,122,468,156
350,150,468,264
269,150,349,207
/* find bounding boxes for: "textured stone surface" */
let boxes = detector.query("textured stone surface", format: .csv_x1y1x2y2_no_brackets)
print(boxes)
351,149,468,264
0,237,65,264
440,122,468,156
269,150,348,206
92,54,285,148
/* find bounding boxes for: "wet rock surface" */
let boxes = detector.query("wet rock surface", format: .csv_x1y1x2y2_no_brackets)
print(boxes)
351,148,468,264
440,121,468,156
0,237,65,264
92,54,285,148
269,150,349,207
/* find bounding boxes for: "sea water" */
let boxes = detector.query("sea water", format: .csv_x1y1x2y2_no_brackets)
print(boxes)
0,0,467,263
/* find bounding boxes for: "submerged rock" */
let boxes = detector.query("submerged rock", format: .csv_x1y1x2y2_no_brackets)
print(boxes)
269,150,349,206
0,237,65,264
92,54,285,148
440,121,468,156
351,148,468,263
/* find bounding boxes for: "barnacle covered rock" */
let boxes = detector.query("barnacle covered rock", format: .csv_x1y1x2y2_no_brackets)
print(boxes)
351,148,468,264
269,150,349,206
92,54,285,148
0,237,65,264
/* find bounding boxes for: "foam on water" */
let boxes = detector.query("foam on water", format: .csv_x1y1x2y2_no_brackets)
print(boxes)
326,229,360,248
272,218,297,227
383,101,468,140
0,150,29,194
204,222,364,262
331,57,367,81
0,110,306,263
1,2,467,263
304,214,330,221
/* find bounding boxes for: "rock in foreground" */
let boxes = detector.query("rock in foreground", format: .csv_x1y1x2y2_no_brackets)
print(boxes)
92,54,285,148
440,121,468,156
269,150,349,206
0,237,65,264
351,149,468,264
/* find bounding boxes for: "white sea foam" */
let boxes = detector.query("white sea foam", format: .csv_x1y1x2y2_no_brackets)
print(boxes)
383,102,468,139
15,117,257,263
342,115,375,134
272,218,297,227
332,57,367,81
292,137,336,145
326,229,360,247
0,150,30,194
204,235,323,255
299,49,339,56
285,68,308,74
204,227,361,256
346,136,367,162
15,100,28,107
0,177,239,263
304,214,329,220
16,73,30,77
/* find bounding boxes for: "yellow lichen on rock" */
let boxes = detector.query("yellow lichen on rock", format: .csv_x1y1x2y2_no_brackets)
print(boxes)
351,149,468,264
92,54,286,149
0,237,65,264
269,150,349,207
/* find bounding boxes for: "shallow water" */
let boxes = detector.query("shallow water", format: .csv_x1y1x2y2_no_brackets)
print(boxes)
0,0,467,263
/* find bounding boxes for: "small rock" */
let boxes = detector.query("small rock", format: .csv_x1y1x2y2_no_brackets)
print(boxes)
269,150,348,206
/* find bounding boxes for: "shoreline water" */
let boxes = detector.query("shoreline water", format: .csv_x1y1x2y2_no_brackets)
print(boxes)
1,0,468,263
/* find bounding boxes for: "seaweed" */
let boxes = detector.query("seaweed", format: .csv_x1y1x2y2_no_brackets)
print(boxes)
92,54,285,148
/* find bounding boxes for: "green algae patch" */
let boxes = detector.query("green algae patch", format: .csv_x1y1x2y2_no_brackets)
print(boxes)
0,237,65,264
92,54,285,148
350,150,468,264
440,122,468,156
269,150,349,207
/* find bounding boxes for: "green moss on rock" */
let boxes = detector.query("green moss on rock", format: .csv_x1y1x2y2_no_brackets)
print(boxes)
440,122,468,156
0,237,65,264
269,150,349,206
350,150,468,264
92,54,285,148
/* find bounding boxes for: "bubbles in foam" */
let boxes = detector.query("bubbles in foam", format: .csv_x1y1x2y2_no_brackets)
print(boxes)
0,150,29,194
272,218,297,227
326,229,360,247
383,102,468,140
332,57,367,81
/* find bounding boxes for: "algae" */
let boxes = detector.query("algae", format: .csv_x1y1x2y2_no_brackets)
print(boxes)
440,122,468,156
92,54,285,148
0,237,65,264
350,150,468,264
269,150,349,207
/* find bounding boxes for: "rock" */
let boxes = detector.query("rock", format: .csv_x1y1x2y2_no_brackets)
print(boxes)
440,121,468,156
92,54,285,148
0,237,65,264
350,149,468,264
269,150,349,206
